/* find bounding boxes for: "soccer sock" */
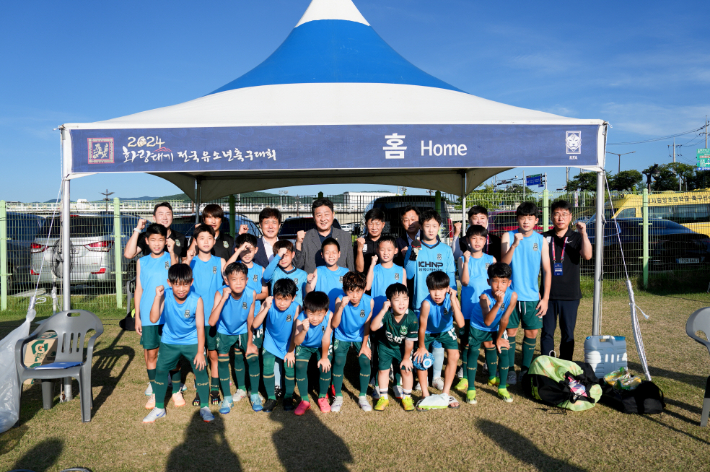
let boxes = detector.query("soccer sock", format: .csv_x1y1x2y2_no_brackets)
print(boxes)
358,354,371,397
403,389,412,398
153,370,169,409
466,342,480,390
461,345,469,376
379,388,388,399
245,353,261,396
498,348,509,389
284,360,295,400
232,350,246,391
332,352,346,397
193,366,210,408
432,346,445,379
170,369,182,394
211,376,220,393
273,359,283,389
395,370,402,386
485,347,498,380
262,350,277,400
147,368,157,393
218,355,232,401
508,338,517,370
318,361,332,398
296,355,310,400
522,337,537,370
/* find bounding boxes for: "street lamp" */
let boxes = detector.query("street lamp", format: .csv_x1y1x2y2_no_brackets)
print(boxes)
606,151,635,174
100,189,114,213
278,190,288,209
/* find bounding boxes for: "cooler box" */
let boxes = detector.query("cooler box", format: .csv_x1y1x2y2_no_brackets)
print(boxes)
584,335,627,378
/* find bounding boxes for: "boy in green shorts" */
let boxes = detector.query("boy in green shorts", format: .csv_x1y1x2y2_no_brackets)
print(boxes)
370,283,417,412
143,264,213,423
501,202,551,384
208,262,263,414
466,262,517,404
285,291,334,415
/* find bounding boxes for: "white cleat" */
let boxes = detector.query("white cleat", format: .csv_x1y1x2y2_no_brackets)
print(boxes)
143,407,166,423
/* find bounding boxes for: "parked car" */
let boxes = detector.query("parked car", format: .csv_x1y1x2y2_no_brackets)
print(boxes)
171,213,261,239
364,196,453,240
30,213,141,286
278,217,342,243
4,212,45,293
487,210,546,236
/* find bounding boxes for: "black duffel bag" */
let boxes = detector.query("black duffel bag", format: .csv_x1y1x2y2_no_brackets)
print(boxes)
600,380,665,414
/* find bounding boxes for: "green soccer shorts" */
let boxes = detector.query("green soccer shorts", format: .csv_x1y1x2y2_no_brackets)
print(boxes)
215,332,250,355
140,324,163,350
203,324,218,351
423,327,458,350
508,300,542,330
468,327,495,346
377,343,410,371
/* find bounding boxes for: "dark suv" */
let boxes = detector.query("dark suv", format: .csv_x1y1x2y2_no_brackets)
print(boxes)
278,217,342,243
365,196,453,239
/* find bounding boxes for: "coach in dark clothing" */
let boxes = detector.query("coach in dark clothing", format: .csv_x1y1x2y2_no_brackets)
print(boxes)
294,198,354,274
541,200,592,360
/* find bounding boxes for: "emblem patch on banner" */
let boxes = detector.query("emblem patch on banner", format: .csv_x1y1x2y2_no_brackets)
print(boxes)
383,133,407,159
87,138,114,164
566,131,582,155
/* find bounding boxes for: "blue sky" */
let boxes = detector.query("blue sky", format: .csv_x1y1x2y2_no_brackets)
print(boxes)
1,0,708,202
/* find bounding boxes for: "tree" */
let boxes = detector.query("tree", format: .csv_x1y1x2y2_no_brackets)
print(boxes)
642,163,694,191
565,171,600,192
609,170,642,191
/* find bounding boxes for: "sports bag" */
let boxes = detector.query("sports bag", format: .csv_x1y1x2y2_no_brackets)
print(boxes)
522,355,602,411
600,381,665,414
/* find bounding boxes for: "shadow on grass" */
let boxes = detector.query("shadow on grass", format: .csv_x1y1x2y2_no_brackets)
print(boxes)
476,419,587,471
91,329,134,415
166,411,241,472
627,361,709,390
9,437,63,472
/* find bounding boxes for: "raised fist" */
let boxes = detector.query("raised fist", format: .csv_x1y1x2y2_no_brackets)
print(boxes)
222,286,232,297
307,273,316,283
277,247,288,258
382,300,391,312
575,221,587,233
296,230,306,243
357,237,366,248
166,238,176,253
155,285,165,296
239,224,249,235
513,232,524,246
299,318,310,332
494,290,505,303
453,222,462,237
463,250,471,261
371,255,378,264
137,219,147,230
340,296,350,307
264,296,273,308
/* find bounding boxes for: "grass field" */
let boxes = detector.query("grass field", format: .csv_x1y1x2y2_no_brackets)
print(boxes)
1,290,709,471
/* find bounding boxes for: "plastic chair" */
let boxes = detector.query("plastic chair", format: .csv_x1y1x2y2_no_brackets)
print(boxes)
15,310,104,423
686,307,710,427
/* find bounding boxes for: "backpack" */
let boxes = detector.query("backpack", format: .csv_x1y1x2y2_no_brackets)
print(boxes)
522,355,602,411
119,308,136,331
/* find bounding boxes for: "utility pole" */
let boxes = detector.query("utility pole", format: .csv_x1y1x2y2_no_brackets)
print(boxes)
673,138,676,163
522,170,526,199
606,151,635,174
566,167,569,188
705,115,708,148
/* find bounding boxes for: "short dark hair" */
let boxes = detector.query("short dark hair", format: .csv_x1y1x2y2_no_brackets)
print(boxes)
466,224,488,239
516,202,539,217
145,223,167,238
400,205,420,221
468,205,489,219
168,263,192,284
365,208,385,223
303,291,329,314
259,207,282,224
235,233,258,249
378,235,397,248
386,283,409,301
273,239,294,253
321,237,340,252
153,202,173,215
425,270,450,290
420,209,442,226
193,224,215,239
488,262,512,280
343,271,366,292
273,278,297,299
551,200,573,213
224,262,248,278
312,198,334,215
202,204,224,220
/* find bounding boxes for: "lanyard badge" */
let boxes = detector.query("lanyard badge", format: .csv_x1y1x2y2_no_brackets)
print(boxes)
552,237,568,276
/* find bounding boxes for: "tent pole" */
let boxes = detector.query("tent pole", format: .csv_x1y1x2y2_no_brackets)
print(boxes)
195,178,202,224
61,129,71,311
592,169,605,336
461,172,466,235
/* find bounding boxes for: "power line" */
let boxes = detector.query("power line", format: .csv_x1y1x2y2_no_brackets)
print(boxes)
607,126,704,146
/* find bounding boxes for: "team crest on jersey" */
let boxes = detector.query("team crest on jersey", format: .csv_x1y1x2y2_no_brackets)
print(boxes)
437,254,442,261
533,243,539,251
400,325,407,335
175,240,181,247
286,315,292,322
223,241,229,248
242,302,247,309
339,276,343,282
322,325,326,334
293,278,298,284
485,263,490,269
360,309,365,318
253,274,258,282
394,273,400,281
165,262,170,270
184,309,191,319
213,266,217,274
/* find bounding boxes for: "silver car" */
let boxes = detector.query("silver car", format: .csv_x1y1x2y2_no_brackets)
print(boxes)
30,214,140,285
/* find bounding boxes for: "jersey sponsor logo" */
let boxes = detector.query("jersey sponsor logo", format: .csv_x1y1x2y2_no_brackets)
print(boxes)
242,302,247,309
223,241,229,248
360,309,366,318
394,273,400,281
437,253,442,261
533,243,539,252
386,331,405,344
418,261,444,269
184,309,191,319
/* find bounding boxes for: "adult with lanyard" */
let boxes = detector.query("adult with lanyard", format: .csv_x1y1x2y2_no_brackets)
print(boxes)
541,200,592,361
186,204,235,261
124,202,188,261
451,205,502,262
355,207,385,275
294,198,354,273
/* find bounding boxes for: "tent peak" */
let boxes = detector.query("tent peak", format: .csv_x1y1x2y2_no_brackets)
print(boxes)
296,0,369,27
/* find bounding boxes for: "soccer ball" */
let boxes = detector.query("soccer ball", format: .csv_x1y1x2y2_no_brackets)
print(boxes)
412,352,434,371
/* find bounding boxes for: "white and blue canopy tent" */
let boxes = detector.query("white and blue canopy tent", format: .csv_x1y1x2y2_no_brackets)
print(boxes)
58,0,608,333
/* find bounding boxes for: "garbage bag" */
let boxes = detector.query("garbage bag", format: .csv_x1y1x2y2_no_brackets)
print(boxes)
0,304,35,433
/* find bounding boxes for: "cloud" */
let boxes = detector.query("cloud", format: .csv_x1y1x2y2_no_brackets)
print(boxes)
600,102,709,136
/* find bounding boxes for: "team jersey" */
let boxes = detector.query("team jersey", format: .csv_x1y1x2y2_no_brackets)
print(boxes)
334,294,372,343
378,309,419,350
245,262,264,314
216,288,255,336
404,241,456,311
423,293,454,334
161,288,200,345
460,253,496,320
314,266,348,312
507,230,544,301
137,252,172,326
190,255,223,325
263,255,307,306
471,288,514,332
263,302,298,358
298,311,332,349
371,264,405,316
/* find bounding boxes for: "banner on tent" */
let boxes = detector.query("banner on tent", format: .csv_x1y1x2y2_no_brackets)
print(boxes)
70,124,600,174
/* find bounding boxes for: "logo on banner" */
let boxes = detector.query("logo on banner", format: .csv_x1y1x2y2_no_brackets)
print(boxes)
383,134,407,159
566,131,581,155
87,138,114,164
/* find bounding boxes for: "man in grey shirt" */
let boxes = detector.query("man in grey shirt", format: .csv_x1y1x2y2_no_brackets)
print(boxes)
294,198,355,274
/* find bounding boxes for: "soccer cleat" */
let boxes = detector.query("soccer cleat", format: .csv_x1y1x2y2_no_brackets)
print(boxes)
317,397,331,413
374,397,389,412
432,377,445,391
358,396,372,412
518,369,528,385
295,400,311,416
233,389,248,403
507,370,517,385
454,378,468,392
331,396,344,413
401,396,414,412
372,388,380,401
498,388,513,403
143,407,166,423
210,391,221,405
263,399,278,412
192,393,201,407
250,393,263,412
283,397,295,411
274,386,283,399
487,377,500,387
145,394,156,410
200,406,215,422
219,398,234,414
467,390,478,405
393,385,404,400
144,382,153,396
416,394,449,411
172,392,186,407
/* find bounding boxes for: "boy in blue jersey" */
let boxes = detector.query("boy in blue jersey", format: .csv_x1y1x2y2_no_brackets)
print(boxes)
466,262,517,405
143,264,213,423
263,239,307,307
331,271,375,412
209,262,262,414
404,210,456,391
253,278,300,412
455,225,497,392
186,224,226,406
414,271,464,409
286,291,334,415
305,237,349,313
134,223,176,410
501,202,551,384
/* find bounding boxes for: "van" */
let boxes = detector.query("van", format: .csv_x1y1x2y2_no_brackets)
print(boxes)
364,196,453,240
